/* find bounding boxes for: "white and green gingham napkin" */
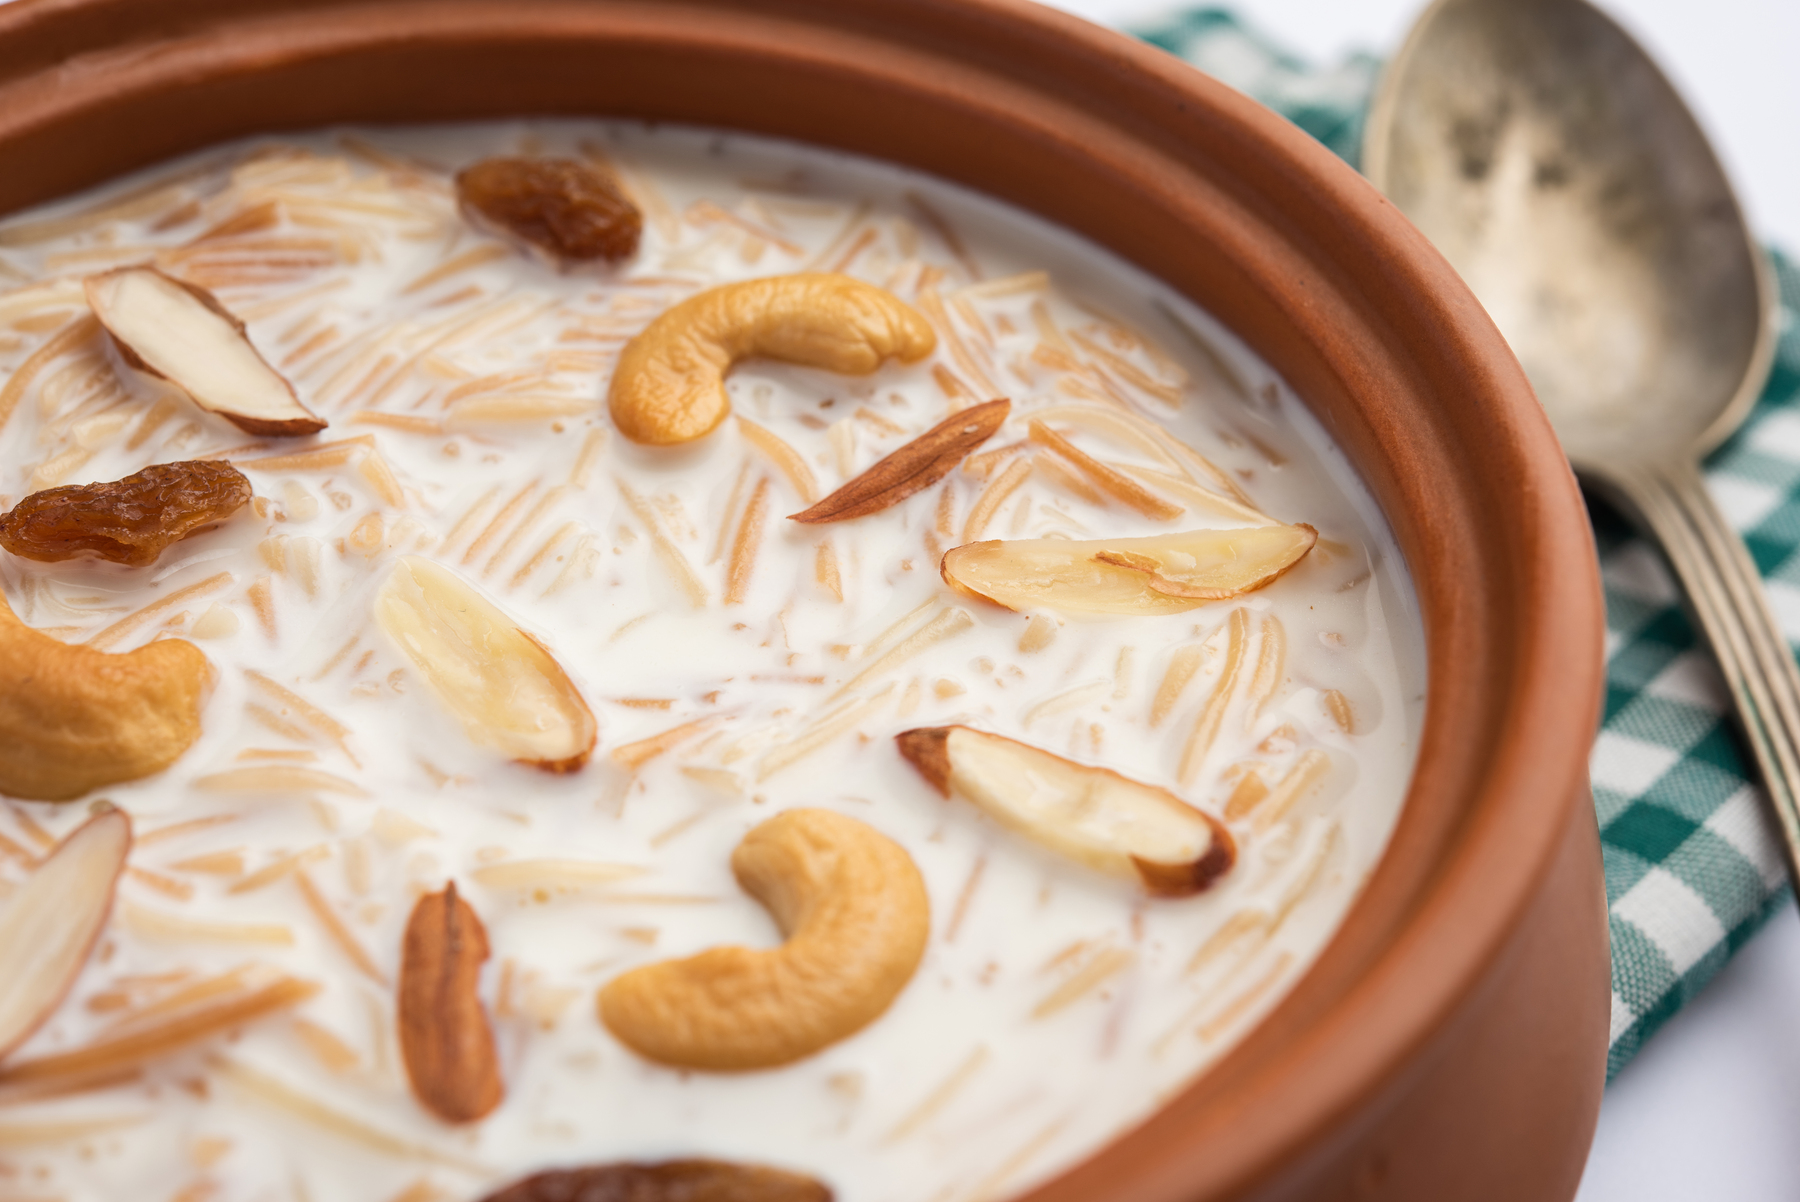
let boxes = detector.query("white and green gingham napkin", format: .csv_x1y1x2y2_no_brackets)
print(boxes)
1131,7,1800,1079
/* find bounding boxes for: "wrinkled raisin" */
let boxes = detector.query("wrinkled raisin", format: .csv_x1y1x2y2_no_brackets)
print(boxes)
0,461,252,567
478,1159,832,1202
457,157,642,264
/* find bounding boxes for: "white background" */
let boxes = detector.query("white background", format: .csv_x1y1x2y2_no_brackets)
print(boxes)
1035,1,1800,1199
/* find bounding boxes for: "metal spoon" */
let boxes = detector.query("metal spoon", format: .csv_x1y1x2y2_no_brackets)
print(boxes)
1363,0,1796,876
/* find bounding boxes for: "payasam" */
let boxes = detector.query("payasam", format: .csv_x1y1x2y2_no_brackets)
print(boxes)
0,121,1423,1202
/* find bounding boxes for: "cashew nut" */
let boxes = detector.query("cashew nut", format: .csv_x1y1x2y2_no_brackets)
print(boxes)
0,592,209,801
598,808,930,1070
607,273,937,445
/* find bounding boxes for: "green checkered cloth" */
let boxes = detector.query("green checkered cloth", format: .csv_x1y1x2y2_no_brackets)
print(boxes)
1132,8,1800,1079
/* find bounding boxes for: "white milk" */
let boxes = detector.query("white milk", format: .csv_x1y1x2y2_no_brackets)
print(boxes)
0,121,1424,1202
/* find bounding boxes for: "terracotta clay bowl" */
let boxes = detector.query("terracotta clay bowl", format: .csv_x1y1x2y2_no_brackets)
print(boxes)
0,0,1611,1198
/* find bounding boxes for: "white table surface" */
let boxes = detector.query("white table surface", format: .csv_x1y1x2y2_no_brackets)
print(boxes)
1036,0,1800,1198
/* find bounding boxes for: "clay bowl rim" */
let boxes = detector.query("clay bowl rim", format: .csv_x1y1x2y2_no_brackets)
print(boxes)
0,0,1606,1197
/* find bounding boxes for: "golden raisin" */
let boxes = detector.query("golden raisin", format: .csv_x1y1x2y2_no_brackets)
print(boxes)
478,1161,831,1202
0,461,252,567
456,157,642,264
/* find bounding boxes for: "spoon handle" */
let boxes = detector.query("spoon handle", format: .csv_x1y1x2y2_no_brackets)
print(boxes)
1612,458,1800,885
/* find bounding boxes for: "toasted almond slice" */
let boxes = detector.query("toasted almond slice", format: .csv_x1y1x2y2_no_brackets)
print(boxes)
895,726,1233,896
0,809,130,1060
375,556,597,772
790,399,1009,524
941,526,1316,615
1095,524,1315,599
84,266,325,436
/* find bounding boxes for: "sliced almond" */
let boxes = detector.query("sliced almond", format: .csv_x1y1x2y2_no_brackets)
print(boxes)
895,726,1233,896
398,882,502,1124
84,266,325,436
941,525,1316,615
375,556,597,772
790,399,1009,524
0,809,131,1061
1094,524,1316,598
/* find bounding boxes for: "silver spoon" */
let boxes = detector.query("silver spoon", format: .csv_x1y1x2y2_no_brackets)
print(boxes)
1363,0,1796,876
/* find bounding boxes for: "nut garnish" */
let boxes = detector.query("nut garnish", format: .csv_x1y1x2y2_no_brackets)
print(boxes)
599,809,930,1070
0,591,210,801
398,882,503,1124
789,399,1010,524
374,556,598,772
896,726,1235,896
479,1160,831,1202
1093,526,1316,598
0,809,130,1061
941,525,1318,615
457,157,643,265
608,274,936,445
84,266,326,436
0,461,251,566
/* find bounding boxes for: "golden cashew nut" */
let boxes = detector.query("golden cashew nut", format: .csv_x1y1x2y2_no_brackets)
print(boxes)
607,273,937,445
0,593,209,801
598,808,930,1070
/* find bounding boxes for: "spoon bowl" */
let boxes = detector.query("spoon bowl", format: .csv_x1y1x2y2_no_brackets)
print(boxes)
1366,0,1800,879
1366,0,1774,467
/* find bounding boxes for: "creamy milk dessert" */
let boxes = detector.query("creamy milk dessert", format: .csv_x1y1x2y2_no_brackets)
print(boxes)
0,122,1423,1202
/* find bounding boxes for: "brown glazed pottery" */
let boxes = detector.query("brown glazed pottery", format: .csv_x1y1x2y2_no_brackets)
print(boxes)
0,1,1610,1198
